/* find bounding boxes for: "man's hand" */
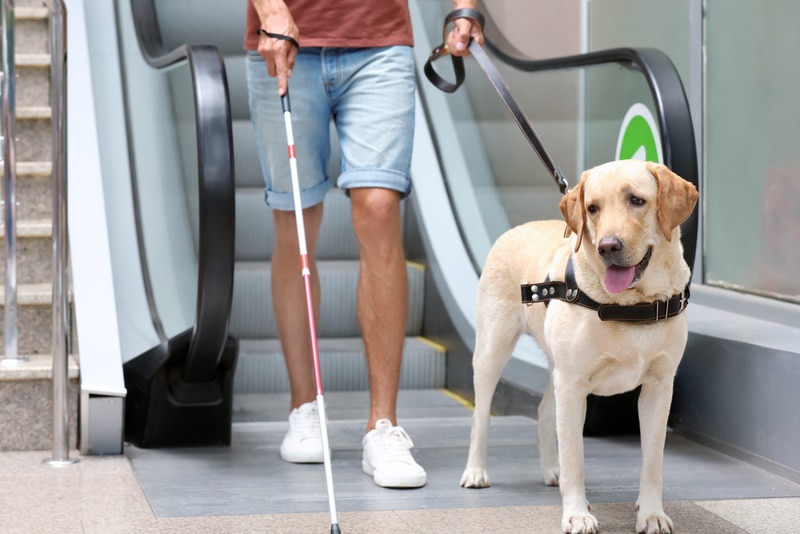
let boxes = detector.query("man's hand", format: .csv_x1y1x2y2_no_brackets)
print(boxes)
252,0,299,95
447,1,484,57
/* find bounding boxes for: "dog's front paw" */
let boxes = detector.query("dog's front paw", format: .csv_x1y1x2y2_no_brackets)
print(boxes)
636,511,673,534
562,511,599,534
460,467,490,488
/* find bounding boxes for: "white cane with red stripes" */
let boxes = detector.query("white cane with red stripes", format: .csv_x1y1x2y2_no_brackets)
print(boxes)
281,91,341,534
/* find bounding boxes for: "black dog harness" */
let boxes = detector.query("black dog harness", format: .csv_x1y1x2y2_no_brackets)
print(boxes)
521,257,690,322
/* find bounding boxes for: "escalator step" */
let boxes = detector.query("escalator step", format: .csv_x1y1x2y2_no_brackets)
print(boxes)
233,337,446,393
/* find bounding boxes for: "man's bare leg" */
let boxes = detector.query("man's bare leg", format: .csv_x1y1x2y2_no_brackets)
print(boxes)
349,188,408,432
271,203,325,411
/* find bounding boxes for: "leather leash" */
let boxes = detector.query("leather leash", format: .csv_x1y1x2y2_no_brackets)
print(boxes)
424,8,570,195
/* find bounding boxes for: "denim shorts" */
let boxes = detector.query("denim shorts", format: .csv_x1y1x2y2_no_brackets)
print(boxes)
246,46,416,210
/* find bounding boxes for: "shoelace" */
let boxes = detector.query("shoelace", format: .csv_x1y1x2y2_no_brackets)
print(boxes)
373,423,415,463
292,404,321,441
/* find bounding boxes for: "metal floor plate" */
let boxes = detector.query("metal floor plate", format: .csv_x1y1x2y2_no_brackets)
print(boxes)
126,390,800,518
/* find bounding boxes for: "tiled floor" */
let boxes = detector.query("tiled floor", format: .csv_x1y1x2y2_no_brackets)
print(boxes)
2,390,799,533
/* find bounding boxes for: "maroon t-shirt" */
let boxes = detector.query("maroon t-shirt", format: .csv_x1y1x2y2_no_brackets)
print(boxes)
244,1,414,50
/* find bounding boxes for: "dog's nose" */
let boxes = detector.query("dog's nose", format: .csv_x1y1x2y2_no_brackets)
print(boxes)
597,237,622,257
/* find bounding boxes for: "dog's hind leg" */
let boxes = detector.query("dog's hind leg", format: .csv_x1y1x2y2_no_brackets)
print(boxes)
538,377,559,486
460,305,522,488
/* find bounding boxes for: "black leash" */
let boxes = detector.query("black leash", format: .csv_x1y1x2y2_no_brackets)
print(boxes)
424,8,569,195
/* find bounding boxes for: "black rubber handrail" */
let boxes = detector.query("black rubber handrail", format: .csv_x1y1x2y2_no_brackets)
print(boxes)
127,0,235,383
480,16,699,272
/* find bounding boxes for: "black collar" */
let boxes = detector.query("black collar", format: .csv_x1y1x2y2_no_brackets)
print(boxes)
520,257,690,322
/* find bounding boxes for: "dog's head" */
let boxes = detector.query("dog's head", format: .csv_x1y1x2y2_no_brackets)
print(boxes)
559,160,698,295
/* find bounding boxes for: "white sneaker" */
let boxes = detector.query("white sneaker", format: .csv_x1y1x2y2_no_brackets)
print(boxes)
362,419,427,488
280,401,324,463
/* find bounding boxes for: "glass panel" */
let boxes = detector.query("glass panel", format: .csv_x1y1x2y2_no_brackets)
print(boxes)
117,2,198,339
705,1,800,303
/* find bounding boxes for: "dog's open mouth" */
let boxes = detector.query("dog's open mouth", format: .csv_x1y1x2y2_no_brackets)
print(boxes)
603,247,652,294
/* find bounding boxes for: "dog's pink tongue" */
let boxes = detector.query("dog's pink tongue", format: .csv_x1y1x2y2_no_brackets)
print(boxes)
604,265,635,294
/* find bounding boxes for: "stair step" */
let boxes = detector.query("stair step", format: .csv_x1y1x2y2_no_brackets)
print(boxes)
16,117,51,162
0,220,53,284
17,161,51,176
0,284,64,356
0,354,78,452
15,60,50,108
0,219,51,238
14,7,49,20
16,106,51,120
14,53,50,67
0,282,53,305
234,337,446,394
12,172,52,221
0,353,78,380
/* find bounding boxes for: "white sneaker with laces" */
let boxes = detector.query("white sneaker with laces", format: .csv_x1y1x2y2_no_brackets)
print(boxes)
280,400,324,464
362,418,427,488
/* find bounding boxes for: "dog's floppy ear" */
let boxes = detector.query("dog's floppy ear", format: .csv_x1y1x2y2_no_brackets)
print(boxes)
559,170,588,252
647,162,699,241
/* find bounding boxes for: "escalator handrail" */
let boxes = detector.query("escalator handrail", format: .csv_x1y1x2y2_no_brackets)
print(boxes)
482,38,699,273
127,0,235,383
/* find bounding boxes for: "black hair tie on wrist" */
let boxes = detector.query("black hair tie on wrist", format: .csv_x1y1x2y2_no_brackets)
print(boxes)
258,29,299,49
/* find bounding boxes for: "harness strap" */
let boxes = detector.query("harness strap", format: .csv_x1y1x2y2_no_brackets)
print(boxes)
520,257,690,322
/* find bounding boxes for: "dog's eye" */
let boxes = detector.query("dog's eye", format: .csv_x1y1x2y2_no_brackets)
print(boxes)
587,204,598,214
630,196,645,206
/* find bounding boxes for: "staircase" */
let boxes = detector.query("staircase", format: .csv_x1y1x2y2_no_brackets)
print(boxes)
0,3,78,451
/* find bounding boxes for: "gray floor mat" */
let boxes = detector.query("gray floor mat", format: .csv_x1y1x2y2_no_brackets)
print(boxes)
127,390,800,518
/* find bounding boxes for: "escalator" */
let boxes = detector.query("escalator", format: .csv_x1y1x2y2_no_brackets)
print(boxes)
86,0,697,448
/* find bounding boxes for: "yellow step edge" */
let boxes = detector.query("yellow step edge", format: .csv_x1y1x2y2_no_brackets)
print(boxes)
415,335,446,353
406,260,426,271
439,388,475,410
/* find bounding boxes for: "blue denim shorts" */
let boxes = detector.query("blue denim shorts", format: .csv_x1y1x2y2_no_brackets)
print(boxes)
246,46,416,210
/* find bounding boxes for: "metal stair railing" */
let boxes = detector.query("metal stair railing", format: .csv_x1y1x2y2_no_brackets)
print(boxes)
0,0,75,465
43,0,74,467
1,0,18,365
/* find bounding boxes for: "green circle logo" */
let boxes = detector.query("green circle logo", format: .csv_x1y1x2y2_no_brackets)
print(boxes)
615,103,662,163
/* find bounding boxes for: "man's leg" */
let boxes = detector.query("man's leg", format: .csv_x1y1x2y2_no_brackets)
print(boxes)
271,203,325,411
351,187,426,488
349,187,408,432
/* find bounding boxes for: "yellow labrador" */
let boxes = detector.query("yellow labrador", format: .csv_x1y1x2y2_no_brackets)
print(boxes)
461,160,698,534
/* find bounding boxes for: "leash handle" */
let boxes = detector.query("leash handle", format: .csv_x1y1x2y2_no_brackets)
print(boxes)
423,8,484,93
424,8,569,195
